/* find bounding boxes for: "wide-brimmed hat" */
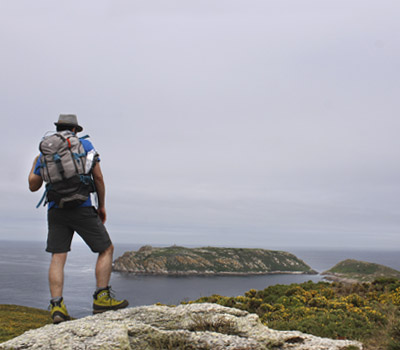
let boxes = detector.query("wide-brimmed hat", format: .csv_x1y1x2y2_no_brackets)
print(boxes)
54,114,83,132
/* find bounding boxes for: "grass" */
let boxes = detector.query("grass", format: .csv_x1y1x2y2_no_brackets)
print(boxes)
188,314,239,335
0,304,52,343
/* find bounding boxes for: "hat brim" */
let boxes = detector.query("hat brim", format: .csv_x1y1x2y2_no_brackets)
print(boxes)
54,122,83,132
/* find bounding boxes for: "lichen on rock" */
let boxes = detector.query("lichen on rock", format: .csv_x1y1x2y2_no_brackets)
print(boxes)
0,303,362,350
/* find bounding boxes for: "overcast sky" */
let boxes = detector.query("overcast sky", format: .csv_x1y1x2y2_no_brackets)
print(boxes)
1,0,400,249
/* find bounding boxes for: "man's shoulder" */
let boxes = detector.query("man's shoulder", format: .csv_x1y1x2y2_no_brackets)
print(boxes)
80,137,100,162
80,138,95,152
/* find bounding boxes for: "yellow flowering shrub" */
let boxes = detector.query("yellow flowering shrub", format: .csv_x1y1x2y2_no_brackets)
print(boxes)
188,278,400,347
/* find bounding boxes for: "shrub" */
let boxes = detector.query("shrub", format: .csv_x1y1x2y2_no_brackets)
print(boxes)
187,279,400,348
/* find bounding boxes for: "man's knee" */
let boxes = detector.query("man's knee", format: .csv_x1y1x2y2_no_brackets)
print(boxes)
51,252,68,264
100,244,114,256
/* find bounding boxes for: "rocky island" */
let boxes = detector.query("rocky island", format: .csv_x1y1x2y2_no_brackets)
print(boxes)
113,245,317,275
323,259,400,283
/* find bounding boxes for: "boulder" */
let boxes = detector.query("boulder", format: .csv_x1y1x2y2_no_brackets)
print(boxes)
0,303,362,350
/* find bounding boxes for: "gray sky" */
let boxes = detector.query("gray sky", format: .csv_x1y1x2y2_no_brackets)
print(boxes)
1,0,400,249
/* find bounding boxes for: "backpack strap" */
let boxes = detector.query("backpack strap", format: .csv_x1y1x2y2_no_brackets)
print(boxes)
80,174,94,187
53,153,66,179
73,152,86,158
36,185,50,208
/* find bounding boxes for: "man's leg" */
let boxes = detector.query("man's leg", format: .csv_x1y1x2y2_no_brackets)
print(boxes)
93,244,128,314
49,252,68,298
95,244,113,288
72,207,128,313
48,252,70,323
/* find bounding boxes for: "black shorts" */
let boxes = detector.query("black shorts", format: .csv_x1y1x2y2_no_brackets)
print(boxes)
46,206,112,253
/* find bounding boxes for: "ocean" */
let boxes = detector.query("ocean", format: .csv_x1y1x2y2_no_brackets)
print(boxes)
1,240,399,318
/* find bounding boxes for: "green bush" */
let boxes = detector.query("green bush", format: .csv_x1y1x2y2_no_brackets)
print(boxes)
187,279,400,349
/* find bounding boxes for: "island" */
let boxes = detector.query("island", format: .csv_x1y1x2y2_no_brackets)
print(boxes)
322,259,400,283
112,245,317,275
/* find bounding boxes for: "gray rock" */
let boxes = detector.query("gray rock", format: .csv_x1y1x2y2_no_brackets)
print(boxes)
0,303,362,350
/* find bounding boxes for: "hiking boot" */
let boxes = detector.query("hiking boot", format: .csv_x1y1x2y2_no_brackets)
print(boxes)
50,298,71,324
93,286,129,314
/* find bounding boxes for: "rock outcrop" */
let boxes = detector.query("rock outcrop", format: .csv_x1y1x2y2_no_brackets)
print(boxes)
113,246,317,275
323,259,400,283
0,303,362,350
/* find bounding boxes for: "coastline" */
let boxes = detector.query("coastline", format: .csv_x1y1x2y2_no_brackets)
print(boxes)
113,269,318,276
321,274,359,284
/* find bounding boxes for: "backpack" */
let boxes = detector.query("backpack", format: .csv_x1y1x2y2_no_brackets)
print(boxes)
37,130,98,209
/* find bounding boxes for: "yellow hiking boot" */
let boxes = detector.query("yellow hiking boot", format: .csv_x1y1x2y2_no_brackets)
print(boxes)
93,286,129,314
50,298,71,324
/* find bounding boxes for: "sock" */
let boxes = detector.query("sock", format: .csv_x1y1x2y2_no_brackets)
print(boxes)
95,286,109,294
51,296,63,304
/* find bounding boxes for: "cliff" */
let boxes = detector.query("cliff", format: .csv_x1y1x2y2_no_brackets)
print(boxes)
0,303,362,350
323,259,400,283
113,245,317,275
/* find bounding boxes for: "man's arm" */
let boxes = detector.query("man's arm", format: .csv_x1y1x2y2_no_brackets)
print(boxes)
28,155,43,192
92,162,107,224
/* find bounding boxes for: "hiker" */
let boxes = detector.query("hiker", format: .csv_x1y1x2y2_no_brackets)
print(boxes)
28,114,128,324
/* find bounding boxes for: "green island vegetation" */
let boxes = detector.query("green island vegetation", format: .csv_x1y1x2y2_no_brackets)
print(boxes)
184,278,400,350
0,304,52,343
323,259,400,282
113,245,317,275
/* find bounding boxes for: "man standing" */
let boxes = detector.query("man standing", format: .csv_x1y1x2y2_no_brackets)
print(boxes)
28,114,128,324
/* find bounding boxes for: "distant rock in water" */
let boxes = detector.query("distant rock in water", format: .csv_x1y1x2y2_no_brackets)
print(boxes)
0,303,362,350
112,246,317,275
323,259,400,283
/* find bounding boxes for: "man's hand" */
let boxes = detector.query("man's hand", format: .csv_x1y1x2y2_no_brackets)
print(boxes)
98,207,107,224
29,155,43,192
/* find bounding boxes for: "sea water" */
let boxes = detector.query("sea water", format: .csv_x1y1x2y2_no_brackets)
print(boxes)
1,240,399,318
